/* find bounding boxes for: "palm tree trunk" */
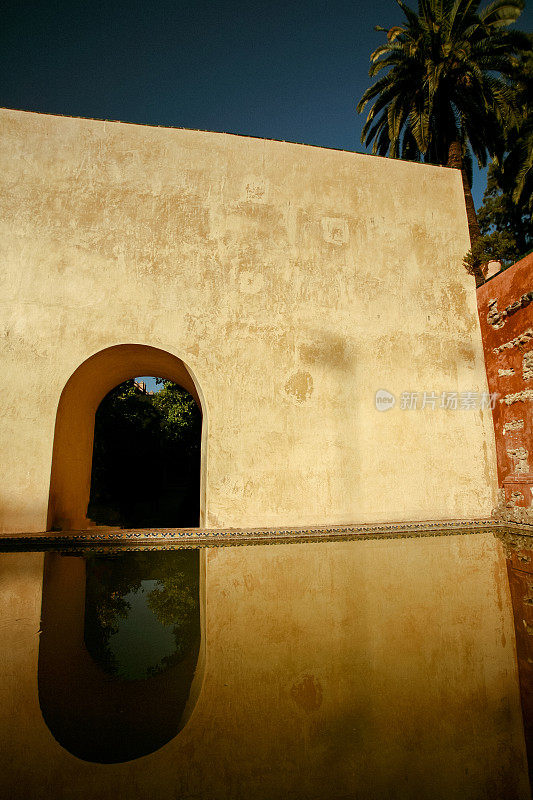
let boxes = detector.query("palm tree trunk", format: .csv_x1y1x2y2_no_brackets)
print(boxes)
447,140,485,287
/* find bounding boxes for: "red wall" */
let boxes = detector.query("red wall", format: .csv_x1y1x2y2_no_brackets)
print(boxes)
477,253,533,511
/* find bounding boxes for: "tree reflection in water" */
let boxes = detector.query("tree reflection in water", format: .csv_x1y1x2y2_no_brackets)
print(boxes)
84,550,200,679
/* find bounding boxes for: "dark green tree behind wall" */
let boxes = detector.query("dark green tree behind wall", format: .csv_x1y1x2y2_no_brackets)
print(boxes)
474,162,532,267
468,44,532,268
88,379,201,528
501,45,533,217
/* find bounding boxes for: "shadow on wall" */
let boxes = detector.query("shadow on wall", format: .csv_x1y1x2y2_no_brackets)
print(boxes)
47,345,207,531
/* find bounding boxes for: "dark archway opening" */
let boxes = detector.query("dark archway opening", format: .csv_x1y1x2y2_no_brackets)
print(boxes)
87,378,201,528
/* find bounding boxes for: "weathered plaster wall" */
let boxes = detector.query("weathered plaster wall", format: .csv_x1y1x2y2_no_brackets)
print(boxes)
0,108,497,532
477,253,533,521
0,534,529,799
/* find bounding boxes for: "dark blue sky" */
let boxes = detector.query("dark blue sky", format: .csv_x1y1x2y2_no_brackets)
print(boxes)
2,0,532,208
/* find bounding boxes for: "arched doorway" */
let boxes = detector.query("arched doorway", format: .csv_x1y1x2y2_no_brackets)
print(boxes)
47,345,207,531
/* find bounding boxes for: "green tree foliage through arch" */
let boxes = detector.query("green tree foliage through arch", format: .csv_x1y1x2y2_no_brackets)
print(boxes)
88,379,201,528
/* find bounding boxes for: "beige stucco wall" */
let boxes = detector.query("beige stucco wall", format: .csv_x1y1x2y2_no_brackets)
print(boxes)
0,107,497,533
0,533,529,799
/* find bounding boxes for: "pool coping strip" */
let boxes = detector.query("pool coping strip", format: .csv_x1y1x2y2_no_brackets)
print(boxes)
1,518,530,550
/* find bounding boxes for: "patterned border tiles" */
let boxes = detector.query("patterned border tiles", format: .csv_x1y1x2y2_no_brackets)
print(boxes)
0,518,509,552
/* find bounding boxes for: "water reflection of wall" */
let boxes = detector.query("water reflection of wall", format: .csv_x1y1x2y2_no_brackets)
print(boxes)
38,550,203,763
504,537,533,788
0,535,529,799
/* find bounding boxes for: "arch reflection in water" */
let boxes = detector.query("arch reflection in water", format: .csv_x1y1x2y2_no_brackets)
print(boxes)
38,549,203,763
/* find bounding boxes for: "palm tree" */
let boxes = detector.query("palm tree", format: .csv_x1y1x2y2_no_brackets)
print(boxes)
356,0,531,285
501,45,533,215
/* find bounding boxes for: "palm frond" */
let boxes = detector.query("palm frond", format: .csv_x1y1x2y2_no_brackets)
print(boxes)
480,0,525,29
395,0,425,30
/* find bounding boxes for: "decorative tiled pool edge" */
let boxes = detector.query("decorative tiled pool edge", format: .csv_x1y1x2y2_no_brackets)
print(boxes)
1,518,530,551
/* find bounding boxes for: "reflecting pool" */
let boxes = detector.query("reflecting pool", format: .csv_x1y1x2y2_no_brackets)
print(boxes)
0,531,530,799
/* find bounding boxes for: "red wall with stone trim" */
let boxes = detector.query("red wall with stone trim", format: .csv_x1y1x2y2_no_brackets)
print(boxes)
477,253,533,511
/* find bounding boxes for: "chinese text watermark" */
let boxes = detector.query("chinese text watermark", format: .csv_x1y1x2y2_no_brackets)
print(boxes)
375,390,499,411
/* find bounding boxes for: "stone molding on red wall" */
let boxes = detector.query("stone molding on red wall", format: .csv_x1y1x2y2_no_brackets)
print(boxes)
477,252,533,523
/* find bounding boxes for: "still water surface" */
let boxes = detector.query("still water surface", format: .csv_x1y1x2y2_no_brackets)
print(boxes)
97,579,176,680
0,531,530,799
